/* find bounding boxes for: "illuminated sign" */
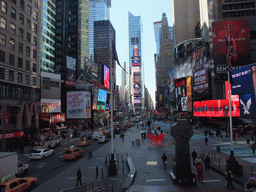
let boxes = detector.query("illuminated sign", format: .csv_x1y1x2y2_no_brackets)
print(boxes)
133,66,140,74
104,65,110,89
66,56,76,87
176,79,185,87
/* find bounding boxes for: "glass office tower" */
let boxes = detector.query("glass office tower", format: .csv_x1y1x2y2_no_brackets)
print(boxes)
128,12,143,112
89,0,111,61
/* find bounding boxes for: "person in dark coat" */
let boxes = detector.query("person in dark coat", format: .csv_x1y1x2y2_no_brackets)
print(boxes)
205,130,208,136
205,137,209,146
162,153,167,170
226,171,235,189
76,169,82,186
251,142,256,154
205,155,211,171
191,150,197,165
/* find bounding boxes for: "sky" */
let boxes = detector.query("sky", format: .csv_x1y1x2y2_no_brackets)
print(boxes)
109,0,173,107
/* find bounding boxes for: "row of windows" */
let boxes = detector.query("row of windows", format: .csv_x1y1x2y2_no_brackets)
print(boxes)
0,83,40,100
223,10,255,18
0,67,37,86
0,36,37,59
0,50,37,72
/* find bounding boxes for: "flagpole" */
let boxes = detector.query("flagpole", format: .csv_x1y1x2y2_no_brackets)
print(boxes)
228,71,234,157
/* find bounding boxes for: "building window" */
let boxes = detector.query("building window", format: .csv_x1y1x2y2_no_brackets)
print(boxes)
19,13,24,24
34,0,38,8
11,7,16,19
9,54,14,65
27,18,31,29
0,33,6,46
33,76,36,86
33,49,37,59
26,32,31,42
1,1,7,13
32,63,36,72
9,38,15,50
18,42,23,53
34,23,37,33
33,36,37,46
26,46,30,57
25,60,30,70
20,0,24,10
18,27,23,38
18,72,22,83
0,16,6,29
0,67,4,79
33,10,38,20
9,70,14,81
18,57,22,68
27,4,31,15
10,23,16,34
0,50,5,62
11,0,16,4
25,74,29,84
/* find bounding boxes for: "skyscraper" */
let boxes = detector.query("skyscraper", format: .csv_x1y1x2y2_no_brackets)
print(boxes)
89,0,111,61
128,12,142,113
154,21,161,57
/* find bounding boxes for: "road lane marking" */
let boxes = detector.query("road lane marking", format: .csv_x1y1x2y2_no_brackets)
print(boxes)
146,179,165,182
67,177,84,180
201,180,221,183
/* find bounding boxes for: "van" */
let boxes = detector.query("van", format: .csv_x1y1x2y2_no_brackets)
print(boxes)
92,131,103,140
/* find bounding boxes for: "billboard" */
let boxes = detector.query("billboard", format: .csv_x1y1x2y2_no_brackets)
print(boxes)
212,20,251,67
41,99,61,113
67,91,91,119
134,74,141,84
192,45,210,99
239,93,256,118
66,56,76,87
133,84,141,96
84,56,98,82
133,66,140,74
104,65,110,89
41,72,61,99
167,69,175,93
132,45,141,66
105,93,111,110
92,87,99,110
175,78,186,111
186,76,192,112
97,89,107,111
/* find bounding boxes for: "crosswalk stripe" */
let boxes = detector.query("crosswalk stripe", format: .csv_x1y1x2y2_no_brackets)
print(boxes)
146,179,165,182
201,180,221,183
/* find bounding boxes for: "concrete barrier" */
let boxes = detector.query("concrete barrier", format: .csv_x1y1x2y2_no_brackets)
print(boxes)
123,157,136,191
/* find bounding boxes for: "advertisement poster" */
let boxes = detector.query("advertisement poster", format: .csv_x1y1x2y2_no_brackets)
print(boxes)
41,99,61,113
66,56,76,87
175,78,186,112
67,91,91,119
104,65,110,89
134,74,141,84
133,66,140,74
133,84,141,96
192,45,210,99
212,20,251,66
84,56,98,82
167,69,175,93
97,89,107,111
105,93,111,110
92,87,99,110
239,93,256,118
186,77,192,112
181,97,187,111
132,45,141,66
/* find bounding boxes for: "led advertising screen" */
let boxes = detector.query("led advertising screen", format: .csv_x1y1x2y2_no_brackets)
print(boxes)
66,56,76,87
134,74,141,84
104,65,110,89
239,93,256,118
67,91,91,119
133,66,140,74
133,84,141,96
212,20,251,66
105,93,111,110
84,56,98,82
97,89,107,111
92,87,99,110
167,69,175,93
132,45,141,66
192,45,210,99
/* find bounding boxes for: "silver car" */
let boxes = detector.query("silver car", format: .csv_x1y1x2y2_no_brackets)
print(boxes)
98,136,109,143
30,149,54,160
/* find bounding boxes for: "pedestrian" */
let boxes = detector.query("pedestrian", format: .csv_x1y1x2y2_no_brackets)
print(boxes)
96,166,99,179
226,171,235,189
191,150,197,165
251,142,256,154
205,130,208,136
132,139,135,146
137,124,139,129
195,156,203,165
205,137,209,146
205,155,211,171
76,169,82,186
162,153,167,170
196,162,204,182
141,131,144,139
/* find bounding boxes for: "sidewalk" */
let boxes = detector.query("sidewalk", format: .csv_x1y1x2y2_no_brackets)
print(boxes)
192,127,255,186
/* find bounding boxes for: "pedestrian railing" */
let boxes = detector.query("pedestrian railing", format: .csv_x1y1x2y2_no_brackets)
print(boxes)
60,179,123,192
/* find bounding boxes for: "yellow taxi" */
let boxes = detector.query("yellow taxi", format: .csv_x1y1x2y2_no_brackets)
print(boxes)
77,138,91,147
0,174,37,192
63,146,83,160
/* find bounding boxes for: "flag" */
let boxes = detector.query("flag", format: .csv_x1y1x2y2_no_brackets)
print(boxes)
112,40,128,74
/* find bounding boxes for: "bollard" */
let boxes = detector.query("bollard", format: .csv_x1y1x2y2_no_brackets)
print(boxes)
102,168,104,179
251,167,253,177
219,158,220,168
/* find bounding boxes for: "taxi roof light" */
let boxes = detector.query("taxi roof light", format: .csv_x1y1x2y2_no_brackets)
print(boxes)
1,174,16,183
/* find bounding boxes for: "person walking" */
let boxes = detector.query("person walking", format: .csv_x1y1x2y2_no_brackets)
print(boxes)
191,150,197,165
205,137,209,146
195,156,203,165
196,162,204,182
251,142,256,154
96,166,99,179
76,169,82,186
226,171,235,189
162,153,167,170
205,129,208,136
205,155,211,171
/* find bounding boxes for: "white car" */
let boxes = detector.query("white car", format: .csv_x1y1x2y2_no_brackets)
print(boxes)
98,136,109,143
29,149,54,160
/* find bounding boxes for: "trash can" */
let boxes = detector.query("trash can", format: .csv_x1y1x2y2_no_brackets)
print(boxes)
217,146,221,153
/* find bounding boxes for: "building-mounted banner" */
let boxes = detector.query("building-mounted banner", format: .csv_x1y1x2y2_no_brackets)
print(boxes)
132,45,141,66
186,76,192,112
104,65,110,89
41,99,61,113
167,69,175,93
133,84,141,97
67,91,91,119
66,56,76,87
133,66,140,74
134,74,141,84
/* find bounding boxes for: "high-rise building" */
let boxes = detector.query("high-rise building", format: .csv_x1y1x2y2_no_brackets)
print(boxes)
89,0,111,61
154,21,161,57
94,20,116,87
41,0,55,73
128,12,142,113
155,13,174,108
0,0,41,143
